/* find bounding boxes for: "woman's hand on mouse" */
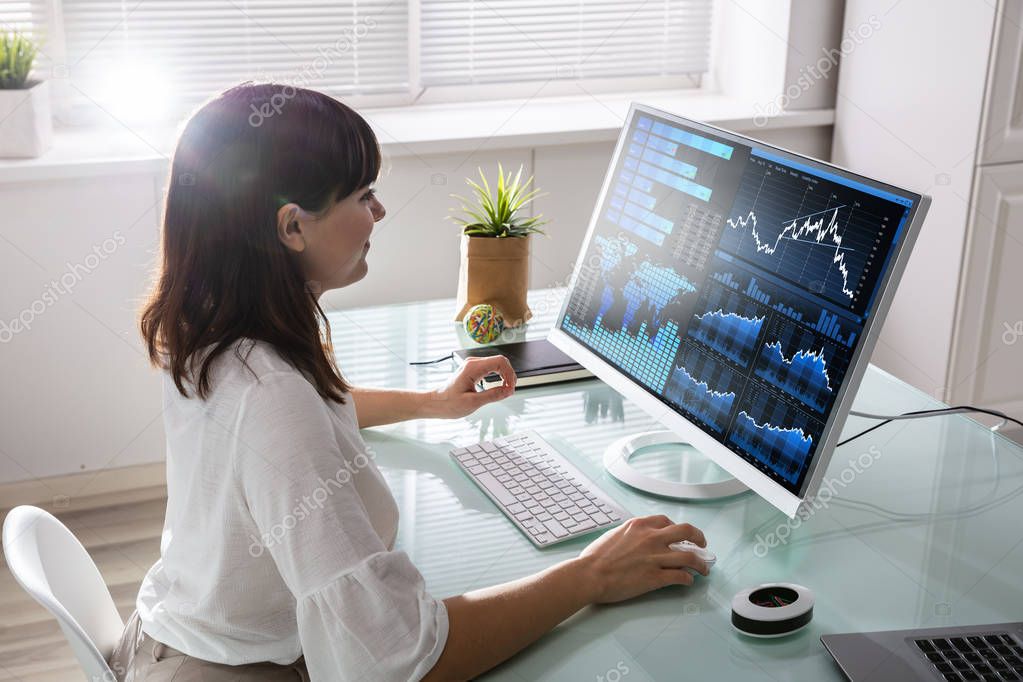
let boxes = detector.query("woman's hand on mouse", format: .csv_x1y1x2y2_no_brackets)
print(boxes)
574,515,709,604
429,355,516,418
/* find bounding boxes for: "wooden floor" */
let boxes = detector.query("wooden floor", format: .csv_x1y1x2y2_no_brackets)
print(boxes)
0,486,168,682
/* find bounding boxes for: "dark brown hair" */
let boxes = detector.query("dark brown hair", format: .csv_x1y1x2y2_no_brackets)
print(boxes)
139,83,380,403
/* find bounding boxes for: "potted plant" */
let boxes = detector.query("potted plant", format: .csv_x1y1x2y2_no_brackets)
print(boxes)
0,31,52,158
450,163,548,328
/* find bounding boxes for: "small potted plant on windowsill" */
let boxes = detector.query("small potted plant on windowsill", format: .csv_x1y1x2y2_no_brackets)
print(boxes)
0,31,52,158
450,163,548,328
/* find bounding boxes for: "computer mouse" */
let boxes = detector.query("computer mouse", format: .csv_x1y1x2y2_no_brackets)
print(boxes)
670,540,716,576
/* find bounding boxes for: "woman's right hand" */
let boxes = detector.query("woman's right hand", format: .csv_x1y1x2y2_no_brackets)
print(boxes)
575,515,710,604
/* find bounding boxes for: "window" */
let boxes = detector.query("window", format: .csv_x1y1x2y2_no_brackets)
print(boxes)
1,0,713,122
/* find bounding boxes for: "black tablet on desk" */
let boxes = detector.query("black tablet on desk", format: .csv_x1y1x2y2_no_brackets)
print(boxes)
453,339,593,389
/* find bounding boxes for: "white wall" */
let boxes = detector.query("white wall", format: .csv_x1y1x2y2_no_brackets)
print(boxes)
0,124,832,485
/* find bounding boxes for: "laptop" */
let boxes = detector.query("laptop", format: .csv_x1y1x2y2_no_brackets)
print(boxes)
822,623,1023,680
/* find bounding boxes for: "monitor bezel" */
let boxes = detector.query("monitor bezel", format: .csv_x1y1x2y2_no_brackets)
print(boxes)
547,102,931,517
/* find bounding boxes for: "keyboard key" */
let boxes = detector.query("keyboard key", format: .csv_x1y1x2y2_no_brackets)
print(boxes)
591,512,610,525
569,518,598,533
545,519,569,538
475,472,517,505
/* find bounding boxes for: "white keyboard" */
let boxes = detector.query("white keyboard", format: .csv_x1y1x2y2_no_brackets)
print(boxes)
450,430,630,547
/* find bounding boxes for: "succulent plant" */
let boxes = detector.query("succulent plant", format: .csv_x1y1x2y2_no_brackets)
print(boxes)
0,32,38,89
450,163,548,238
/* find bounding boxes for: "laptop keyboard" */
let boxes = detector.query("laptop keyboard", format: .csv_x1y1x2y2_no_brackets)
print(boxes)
915,633,1023,681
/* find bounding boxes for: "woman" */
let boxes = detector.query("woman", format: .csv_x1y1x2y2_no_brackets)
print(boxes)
113,83,710,681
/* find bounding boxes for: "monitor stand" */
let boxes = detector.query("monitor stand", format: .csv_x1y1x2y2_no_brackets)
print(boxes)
603,430,750,501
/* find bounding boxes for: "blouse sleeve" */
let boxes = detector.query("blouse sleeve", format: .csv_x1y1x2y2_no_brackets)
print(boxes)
234,371,448,682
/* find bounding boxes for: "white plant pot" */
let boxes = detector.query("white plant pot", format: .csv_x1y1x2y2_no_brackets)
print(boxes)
0,80,53,159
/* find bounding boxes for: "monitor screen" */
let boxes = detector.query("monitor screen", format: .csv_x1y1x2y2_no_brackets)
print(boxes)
554,105,925,500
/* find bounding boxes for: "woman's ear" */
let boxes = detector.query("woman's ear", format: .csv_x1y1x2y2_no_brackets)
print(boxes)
276,203,309,253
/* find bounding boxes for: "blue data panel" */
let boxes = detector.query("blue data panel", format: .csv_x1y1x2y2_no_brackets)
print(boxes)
561,107,919,495
564,236,698,393
729,386,822,486
754,316,849,414
664,342,743,435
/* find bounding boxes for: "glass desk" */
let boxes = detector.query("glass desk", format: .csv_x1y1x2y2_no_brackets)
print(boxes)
326,289,1023,681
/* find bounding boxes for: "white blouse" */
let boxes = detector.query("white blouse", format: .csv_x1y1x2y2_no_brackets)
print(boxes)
136,339,448,681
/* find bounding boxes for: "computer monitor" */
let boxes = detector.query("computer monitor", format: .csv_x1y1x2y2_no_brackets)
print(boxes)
548,103,931,517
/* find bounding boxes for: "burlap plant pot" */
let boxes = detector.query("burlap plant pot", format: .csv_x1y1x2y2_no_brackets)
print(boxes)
455,234,533,328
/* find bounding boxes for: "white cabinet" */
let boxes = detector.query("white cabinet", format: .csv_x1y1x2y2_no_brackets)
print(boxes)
949,162,1023,418
833,0,1023,432
946,0,1023,425
978,2,1023,165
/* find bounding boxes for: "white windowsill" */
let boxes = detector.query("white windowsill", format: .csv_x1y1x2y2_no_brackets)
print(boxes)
0,89,834,184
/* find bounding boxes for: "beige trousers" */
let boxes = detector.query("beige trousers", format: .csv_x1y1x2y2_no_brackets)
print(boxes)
109,611,309,681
